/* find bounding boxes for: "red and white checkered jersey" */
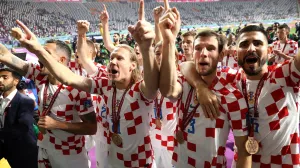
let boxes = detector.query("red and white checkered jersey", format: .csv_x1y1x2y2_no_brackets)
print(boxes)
272,39,298,64
68,60,89,77
230,60,300,167
69,60,108,144
90,77,155,167
172,68,248,168
89,62,107,78
25,62,95,155
177,54,187,65
221,54,239,70
150,93,178,152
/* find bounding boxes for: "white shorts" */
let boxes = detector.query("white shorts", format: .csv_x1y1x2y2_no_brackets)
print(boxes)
153,146,173,168
95,141,108,168
38,147,89,168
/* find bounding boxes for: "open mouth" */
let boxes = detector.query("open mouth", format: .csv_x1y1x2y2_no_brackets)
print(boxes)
111,69,118,74
245,56,258,64
199,62,209,66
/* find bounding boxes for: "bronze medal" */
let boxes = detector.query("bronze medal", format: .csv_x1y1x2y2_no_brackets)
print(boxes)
245,137,259,154
112,133,123,146
155,118,162,129
176,130,184,144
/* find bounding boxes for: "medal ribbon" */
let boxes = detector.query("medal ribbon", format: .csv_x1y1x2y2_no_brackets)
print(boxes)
112,82,132,133
241,72,268,137
154,95,164,120
180,87,199,131
42,82,63,116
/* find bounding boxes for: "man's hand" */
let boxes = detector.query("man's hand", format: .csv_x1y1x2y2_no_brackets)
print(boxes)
38,116,59,130
77,20,90,36
158,0,181,42
12,20,43,54
128,0,155,51
153,6,164,23
273,49,284,57
99,4,109,24
195,83,220,120
0,43,10,57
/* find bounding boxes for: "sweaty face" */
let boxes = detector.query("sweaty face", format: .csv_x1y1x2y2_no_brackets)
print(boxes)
237,31,268,76
108,47,136,82
193,36,221,76
0,71,18,93
181,36,194,57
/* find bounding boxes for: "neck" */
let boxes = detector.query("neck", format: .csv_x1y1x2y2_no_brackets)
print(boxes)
114,78,132,90
3,87,16,98
246,65,268,80
280,38,287,43
201,70,217,86
185,54,193,61
48,75,60,85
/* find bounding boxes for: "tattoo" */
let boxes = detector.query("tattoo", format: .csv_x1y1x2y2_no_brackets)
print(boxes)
80,112,97,124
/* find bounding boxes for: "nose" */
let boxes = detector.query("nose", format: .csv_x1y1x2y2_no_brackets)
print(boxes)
247,43,256,52
110,57,117,65
200,48,208,58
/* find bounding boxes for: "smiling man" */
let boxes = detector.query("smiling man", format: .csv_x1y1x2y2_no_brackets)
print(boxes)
181,25,300,167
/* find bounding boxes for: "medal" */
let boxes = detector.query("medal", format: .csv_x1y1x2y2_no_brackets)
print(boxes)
176,130,184,144
241,72,268,155
111,82,132,143
112,133,123,146
155,118,162,129
154,95,164,129
177,87,199,144
41,82,63,134
245,137,259,154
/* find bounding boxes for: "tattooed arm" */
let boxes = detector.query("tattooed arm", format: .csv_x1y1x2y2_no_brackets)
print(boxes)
0,44,28,76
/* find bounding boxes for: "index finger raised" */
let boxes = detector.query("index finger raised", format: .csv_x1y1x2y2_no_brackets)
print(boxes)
102,4,107,11
164,0,170,10
16,20,34,39
138,0,145,21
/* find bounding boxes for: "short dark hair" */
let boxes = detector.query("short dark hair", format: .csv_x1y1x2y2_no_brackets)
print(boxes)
182,31,196,38
0,67,22,81
278,23,290,32
119,40,129,45
237,25,268,42
194,30,226,53
114,33,120,37
45,39,72,62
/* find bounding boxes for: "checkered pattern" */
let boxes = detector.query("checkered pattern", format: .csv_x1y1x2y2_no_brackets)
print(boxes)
90,77,155,167
177,54,187,65
172,68,248,167
69,61,108,144
229,60,300,167
272,39,298,64
68,60,89,77
25,62,94,155
221,54,239,70
150,93,178,153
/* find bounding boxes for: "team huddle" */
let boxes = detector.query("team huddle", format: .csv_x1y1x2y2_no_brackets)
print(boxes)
0,0,299,168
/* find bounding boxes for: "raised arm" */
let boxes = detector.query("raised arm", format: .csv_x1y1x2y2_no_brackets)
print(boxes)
153,6,164,45
158,2,182,101
100,4,116,53
129,0,159,100
14,20,92,93
180,61,220,119
0,33,28,76
77,20,98,75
